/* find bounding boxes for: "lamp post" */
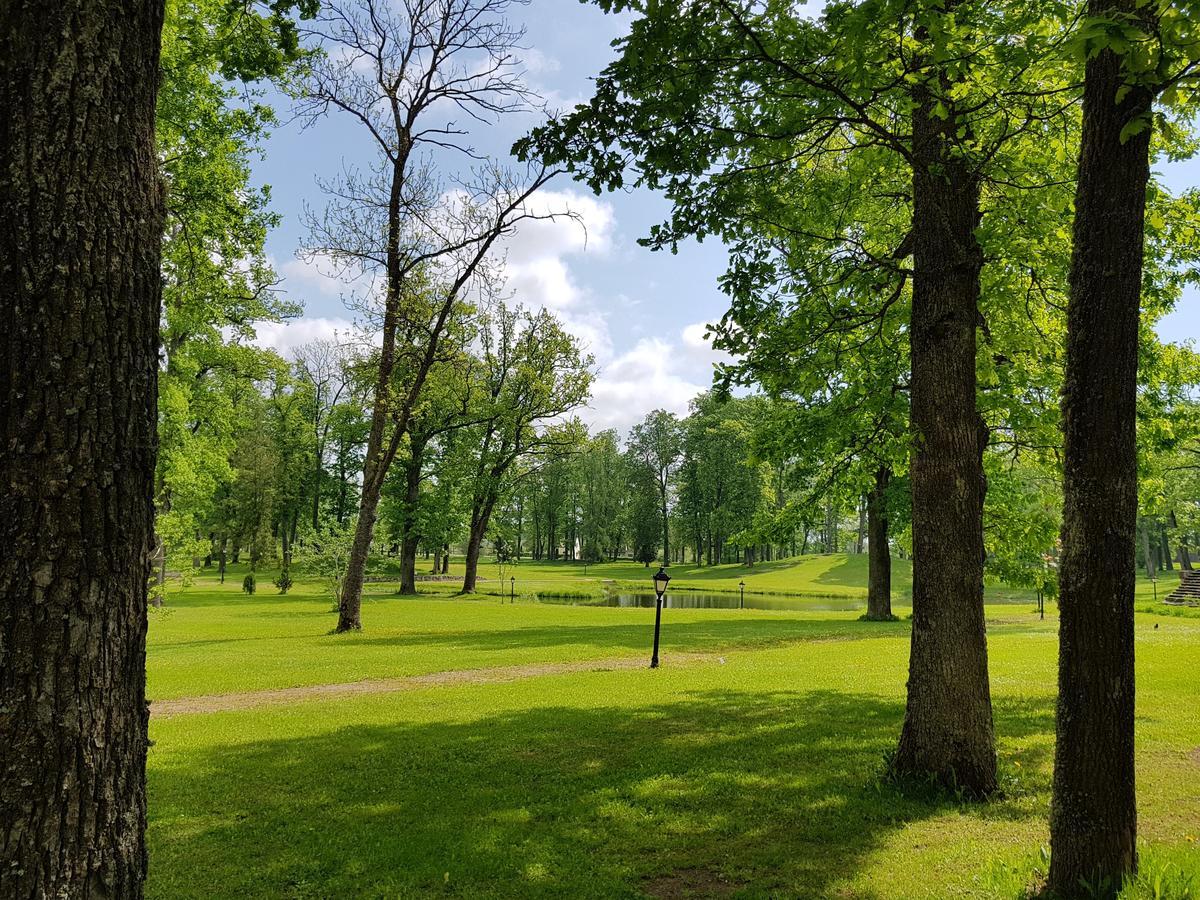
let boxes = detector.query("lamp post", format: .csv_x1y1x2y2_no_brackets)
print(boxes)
1152,574,1157,603
650,566,671,668
510,575,515,604
739,580,746,610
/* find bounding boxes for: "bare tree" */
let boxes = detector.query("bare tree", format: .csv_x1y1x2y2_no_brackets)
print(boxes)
296,0,568,631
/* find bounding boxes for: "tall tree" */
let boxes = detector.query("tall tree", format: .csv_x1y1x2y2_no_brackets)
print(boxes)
1049,0,1158,890
297,0,561,631
459,306,592,592
628,410,684,566
0,2,165,894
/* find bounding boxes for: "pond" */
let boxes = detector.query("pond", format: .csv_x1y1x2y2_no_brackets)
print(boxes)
594,592,868,612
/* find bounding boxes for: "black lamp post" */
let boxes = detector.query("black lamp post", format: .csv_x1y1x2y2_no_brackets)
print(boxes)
739,580,746,610
510,575,515,603
1152,574,1157,603
650,566,670,668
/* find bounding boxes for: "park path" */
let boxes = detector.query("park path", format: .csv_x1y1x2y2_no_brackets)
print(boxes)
151,653,721,717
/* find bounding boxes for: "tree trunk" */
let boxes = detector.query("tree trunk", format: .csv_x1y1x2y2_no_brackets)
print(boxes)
397,434,428,595
218,533,227,583
441,543,450,574
865,467,894,621
1159,523,1173,571
1140,517,1156,580
337,484,381,631
0,2,164,894
894,62,996,797
1178,535,1192,571
1048,4,1150,890
856,497,867,554
462,523,486,593
432,545,442,575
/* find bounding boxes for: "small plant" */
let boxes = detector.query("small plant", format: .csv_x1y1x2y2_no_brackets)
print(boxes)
242,573,256,595
274,567,293,595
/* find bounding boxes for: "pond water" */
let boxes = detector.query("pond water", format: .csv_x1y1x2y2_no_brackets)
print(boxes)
595,592,868,612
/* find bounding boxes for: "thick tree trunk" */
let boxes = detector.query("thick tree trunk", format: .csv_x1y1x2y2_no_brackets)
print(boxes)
1048,5,1150,891
1177,535,1192,571
462,524,486,593
865,467,894,621
894,69,996,797
0,2,164,895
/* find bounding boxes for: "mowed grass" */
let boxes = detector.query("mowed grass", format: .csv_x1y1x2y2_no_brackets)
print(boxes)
146,560,1200,898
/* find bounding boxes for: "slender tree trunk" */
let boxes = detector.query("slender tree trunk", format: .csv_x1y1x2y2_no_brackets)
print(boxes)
1140,517,1156,580
856,497,867,554
1048,4,1150,890
337,483,382,631
441,543,450,574
398,434,428,595
866,467,894,621
218,533,228,583
1178,535,1192,571
894,61,996,796
1159,523,1173,571
0,2,164,894
432,545,442,575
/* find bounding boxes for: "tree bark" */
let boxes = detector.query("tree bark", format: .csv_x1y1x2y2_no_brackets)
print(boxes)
894,61,997,796
1048,3,1150,891
1177,535,1192,571
865,467,894,621
462,523,487,593
0,2,164,895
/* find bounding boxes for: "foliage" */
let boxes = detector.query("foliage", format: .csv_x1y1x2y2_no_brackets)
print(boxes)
241,573,256,595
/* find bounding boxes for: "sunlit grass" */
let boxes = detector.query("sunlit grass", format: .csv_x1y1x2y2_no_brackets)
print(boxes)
145,565,1200,898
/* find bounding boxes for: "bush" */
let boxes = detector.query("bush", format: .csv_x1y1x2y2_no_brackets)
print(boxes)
242,573,256,595
274,568,293,595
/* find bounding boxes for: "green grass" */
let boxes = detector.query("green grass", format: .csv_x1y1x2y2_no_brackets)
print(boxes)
146,559,1200,898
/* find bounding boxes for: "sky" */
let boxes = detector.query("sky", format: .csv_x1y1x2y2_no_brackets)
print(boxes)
248,0,1200,434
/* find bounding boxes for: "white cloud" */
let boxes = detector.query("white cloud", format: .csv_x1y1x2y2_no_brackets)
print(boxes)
281,253,350,298
251,316,359,357
584,336,710,432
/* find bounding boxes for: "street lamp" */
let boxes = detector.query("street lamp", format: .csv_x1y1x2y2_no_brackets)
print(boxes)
510,575,515,604
650,566,671,668
739,580,746,610
1152,574,1158,603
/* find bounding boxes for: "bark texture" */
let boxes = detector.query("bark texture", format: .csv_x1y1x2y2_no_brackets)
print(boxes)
865,466,894,621
894,71,997,796
0,1,164,895
1048,1,1150,890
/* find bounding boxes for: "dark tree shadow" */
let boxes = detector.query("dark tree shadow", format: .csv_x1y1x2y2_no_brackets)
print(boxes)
147,688,1054,899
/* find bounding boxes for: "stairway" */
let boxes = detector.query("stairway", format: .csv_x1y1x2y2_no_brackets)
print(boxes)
1164,570,1200,606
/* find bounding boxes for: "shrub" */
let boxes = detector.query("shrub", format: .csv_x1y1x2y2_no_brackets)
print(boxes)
274,568,293,595
242,573,256,595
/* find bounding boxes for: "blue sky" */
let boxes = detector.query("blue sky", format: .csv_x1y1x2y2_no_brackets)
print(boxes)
249,0,1200,432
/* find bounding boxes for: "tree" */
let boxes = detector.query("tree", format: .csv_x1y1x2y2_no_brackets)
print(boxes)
628,410,684,566
459,306,592,592
0,2,165,894
1048,0,1175,890
297,0,564,631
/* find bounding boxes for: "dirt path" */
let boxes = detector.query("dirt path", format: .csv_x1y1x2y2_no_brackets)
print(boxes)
151,653,720,717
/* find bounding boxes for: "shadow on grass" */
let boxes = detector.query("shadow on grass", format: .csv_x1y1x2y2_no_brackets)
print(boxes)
147,689,1053,899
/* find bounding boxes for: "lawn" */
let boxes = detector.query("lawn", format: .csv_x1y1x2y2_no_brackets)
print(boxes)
146,557,1200,898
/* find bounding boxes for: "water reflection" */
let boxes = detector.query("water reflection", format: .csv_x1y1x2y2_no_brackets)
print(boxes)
599,592,864,612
